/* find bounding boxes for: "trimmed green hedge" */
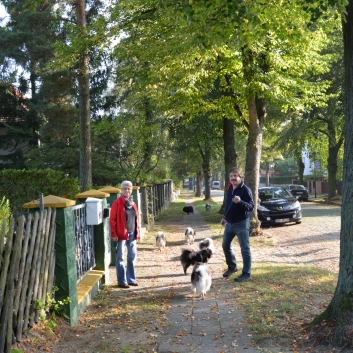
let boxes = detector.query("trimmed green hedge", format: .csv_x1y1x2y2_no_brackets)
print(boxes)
0,169,80,212
259,176,297,185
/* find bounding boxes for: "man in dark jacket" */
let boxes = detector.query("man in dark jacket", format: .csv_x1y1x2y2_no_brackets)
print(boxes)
221,167,254,282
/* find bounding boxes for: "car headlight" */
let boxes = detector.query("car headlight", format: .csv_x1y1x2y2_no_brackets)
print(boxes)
258,205,270,212
285,201,301,210
293,201,301,208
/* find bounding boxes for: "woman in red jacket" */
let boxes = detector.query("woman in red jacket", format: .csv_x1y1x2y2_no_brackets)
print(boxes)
110,180,140,288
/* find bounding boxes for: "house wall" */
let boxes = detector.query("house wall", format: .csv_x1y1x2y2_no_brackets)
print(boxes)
302,152,313,175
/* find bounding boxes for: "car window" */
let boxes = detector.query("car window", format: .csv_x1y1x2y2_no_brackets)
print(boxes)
292,185,306,190
259,187,292,200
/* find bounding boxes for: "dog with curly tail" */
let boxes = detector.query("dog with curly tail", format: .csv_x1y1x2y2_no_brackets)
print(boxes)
191,262,212,300
199,237,215,255
155,231,166,251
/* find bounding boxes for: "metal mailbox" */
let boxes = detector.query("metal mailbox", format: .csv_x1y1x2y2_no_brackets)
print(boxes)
85,197,103,225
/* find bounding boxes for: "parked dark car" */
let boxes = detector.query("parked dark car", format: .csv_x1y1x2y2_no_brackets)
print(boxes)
284,184,309,201
258,187,302,226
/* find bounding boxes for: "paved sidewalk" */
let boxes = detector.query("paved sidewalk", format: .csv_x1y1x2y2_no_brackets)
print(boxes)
158,199,262,353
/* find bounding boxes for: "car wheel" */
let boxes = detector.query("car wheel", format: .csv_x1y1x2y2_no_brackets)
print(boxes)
296,221,302,224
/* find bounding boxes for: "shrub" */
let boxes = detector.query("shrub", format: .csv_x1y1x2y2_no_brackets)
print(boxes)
0,169,80,212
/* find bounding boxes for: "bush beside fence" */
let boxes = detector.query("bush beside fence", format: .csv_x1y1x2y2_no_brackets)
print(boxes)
0,169,80,213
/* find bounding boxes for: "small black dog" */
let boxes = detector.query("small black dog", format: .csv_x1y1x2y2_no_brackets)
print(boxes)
180,248,213,274
183,206,194,214
205,204,211,212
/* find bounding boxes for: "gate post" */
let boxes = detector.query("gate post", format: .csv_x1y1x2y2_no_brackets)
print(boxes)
23,195,79,326
75,190,111,285
139,186,149,227
55,206,80,326
98,186,121,267
132,186,146,240
147,185,154,224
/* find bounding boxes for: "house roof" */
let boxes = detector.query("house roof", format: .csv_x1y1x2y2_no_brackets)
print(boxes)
0,81,28,126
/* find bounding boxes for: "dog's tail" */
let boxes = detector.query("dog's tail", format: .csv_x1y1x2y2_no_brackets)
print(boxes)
191,265,203,286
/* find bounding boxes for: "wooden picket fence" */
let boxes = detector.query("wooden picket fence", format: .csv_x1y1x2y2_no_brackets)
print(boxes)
0,207,56,353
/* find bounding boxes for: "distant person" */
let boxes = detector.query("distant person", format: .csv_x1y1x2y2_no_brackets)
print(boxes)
221,167,254,282
110,180,140,288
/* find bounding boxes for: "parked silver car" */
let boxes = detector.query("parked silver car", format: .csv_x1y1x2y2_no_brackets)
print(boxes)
211,181,221,190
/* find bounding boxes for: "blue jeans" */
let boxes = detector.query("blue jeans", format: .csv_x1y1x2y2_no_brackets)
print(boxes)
222,218,251,275
116,232,137,285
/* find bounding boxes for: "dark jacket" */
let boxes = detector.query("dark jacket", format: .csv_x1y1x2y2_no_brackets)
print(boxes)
224,181,254,223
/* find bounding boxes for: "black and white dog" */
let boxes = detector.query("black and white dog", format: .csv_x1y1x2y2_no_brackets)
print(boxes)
205,203,211,212
155,231,166,251
185,227,196,245
180,247,213,274
191,262,212,300
199,237,215,255
183,206,194,214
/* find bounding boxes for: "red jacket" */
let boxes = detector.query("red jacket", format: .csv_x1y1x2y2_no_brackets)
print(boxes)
110,195,140,241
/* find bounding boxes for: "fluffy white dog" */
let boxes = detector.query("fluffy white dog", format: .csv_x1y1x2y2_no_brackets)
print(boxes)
156,231,166,251
191,263,212,300
184,227,196,245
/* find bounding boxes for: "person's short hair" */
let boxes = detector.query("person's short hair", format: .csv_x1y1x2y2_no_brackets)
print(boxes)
228,167,242,178
120,180,133,189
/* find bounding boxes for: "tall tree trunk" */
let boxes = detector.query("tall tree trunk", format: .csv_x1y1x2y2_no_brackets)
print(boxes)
76,0,92,191
221,116,237,213
265,161,270,186
326,120,344,198
297,154,305,184
29,67,40,148
200,139,212,200
196,170,202,197
314,3,353,347
245,95,265,229
327,146,339,199
30,70,36,100
242,46,267,229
